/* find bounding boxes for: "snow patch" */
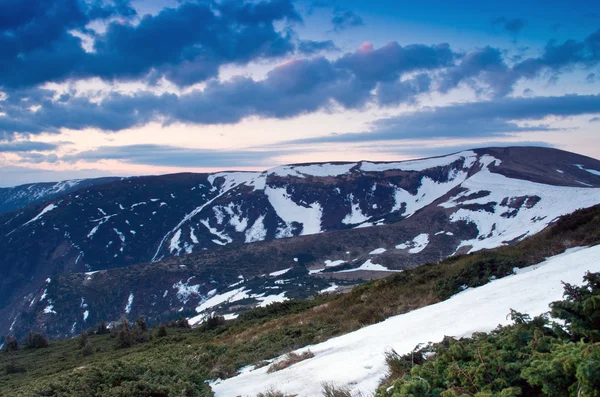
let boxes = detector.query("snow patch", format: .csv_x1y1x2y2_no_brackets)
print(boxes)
269,163,354,178
338,259,396,272
22,204,58,227
320,284,339,294
169,229,182,254
125,293,134,314
173,278,202,304
194,287,250,315
269,268,291,277
200,219,233,244
361,150,477,172
396,233,429,253
190,227,199,244
256,292,288,307
43,303,56,314
245,215,267,243
113,228,126,243
574,164,600,176
342,194,370,225
265,186,323,237
324,259,345,267
392,168,469,217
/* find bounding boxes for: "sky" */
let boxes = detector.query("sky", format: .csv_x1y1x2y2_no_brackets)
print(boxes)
0,0,599,187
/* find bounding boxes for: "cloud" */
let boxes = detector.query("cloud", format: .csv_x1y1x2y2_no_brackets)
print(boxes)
377,74,432,106
441,29,600,96
492,17,527,34
585,73,596,83
61,144,290,168
281,94,600,143
0,42,456,136
439,46,513,96
0,141,62,152
18,152,60,163
331,10,364,31
297,40,339,55
513,29,600,80
0,0,302,89
335,41,453,82
2,29,600,138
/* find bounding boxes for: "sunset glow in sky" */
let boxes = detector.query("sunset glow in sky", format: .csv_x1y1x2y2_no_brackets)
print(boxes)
1,0,599,186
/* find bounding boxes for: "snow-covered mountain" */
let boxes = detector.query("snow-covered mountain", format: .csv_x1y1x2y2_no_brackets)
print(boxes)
2,146,600,338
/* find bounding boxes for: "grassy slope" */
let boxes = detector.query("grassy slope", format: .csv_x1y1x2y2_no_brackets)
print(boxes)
2,204,600,396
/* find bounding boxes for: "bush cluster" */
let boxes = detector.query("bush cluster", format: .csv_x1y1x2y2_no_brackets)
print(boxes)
376,272,600,397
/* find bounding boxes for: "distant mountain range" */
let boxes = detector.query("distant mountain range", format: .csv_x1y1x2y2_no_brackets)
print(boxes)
0,177,122,214
2,146,600,339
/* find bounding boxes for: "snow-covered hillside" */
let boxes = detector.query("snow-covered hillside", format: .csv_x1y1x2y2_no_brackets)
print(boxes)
212,245,600,396
3,146,600,339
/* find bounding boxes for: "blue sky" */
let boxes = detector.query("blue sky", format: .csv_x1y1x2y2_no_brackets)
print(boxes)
0,0,598,186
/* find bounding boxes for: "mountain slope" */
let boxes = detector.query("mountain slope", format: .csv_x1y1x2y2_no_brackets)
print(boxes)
2,204,600,396
2,146,600,338
212,245,600,396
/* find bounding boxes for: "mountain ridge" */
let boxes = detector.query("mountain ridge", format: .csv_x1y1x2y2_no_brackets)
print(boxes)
2,146,600,339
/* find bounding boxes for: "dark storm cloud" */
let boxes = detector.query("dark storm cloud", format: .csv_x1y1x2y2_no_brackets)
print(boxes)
0,0,301,88
281,94,600,143
1,2,600,140
0,42,456,136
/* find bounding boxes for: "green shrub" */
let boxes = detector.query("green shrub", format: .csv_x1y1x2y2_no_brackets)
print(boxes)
550,272,600,342
3,336,18,352
167,316,191,328
81,341,94,357
135,316,148,333
115,320,135,349
376,272,600,397
203,314,226,331
157,324,168,337
25,332,49,349
96,320,109,335
78,330,88,348
4,354,26,375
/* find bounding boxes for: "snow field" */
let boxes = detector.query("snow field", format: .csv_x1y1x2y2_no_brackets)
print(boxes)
212,245,600,397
